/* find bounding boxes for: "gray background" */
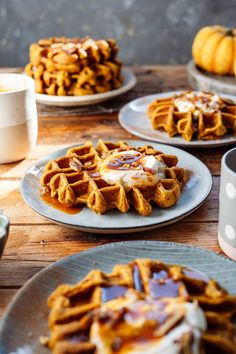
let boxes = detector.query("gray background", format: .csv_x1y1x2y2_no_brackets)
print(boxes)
0,0,235,67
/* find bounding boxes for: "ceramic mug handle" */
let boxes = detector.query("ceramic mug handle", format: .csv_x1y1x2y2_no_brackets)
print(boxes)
0,211,10,257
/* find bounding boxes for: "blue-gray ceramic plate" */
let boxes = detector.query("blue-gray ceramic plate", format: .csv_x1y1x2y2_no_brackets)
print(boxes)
119,91,236,148
0,241,236,354
20,140,212,233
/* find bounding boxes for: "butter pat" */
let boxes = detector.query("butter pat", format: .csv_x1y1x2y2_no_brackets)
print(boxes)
174,91,223,118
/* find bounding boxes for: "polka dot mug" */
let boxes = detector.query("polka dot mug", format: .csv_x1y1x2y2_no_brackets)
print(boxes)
218,147,236,261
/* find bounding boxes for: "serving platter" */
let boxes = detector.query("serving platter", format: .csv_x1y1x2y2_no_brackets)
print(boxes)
20,139,212,234
188,60,236,95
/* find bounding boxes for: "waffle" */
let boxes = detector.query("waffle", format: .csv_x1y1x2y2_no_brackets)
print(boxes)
147,91,236,141
25,37,122,95
40,140,186,216
41,259,236,353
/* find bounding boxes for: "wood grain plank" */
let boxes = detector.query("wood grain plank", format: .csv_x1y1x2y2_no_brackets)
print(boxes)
0,289,17,319
37,114,133,145
0,222,221,287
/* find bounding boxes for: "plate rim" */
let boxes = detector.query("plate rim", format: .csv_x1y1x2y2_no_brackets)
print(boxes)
1,239,236,341
20,139,213,233
187,60,236,91
35,68,136,106
118,90,236,148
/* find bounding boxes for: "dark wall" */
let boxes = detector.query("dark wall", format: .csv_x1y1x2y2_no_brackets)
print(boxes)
0,0,235,66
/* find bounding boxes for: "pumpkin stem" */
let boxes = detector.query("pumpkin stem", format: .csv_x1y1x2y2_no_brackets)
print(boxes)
226,29,234,36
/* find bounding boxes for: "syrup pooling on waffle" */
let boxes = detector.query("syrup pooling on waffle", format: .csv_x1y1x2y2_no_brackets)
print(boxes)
147,91,236,141
42,259,236,354
25,37,122,95
99,149,166,190
40,140,187,216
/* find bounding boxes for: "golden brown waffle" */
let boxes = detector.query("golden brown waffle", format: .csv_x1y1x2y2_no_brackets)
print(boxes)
40,140,186,216
147,91,236,141
25,37,122,95
42,259,236,354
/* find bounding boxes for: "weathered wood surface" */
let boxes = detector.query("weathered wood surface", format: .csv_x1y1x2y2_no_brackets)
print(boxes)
0,65,231,319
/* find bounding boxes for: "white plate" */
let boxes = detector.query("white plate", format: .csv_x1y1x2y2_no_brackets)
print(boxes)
35,68,136,106
119,91,236,148
20,140,212,234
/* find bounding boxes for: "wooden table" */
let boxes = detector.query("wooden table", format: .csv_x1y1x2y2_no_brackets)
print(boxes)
0,65,228,319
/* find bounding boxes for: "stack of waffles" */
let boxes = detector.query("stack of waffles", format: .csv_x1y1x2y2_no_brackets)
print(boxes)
42,259,236,353
147,91,236,141
25,37,122,95
40,140,186,216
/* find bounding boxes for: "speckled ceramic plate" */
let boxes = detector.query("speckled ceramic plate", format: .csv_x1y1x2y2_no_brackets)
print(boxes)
35,68,136,106
119,91,236,148
20,140,212,234
0,240,236,354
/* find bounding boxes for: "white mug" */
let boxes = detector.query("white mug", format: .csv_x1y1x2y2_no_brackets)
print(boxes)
0,73,38,163
218,147,236,261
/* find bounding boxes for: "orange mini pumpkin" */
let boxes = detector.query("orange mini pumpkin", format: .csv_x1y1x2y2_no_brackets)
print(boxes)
192,25,236,76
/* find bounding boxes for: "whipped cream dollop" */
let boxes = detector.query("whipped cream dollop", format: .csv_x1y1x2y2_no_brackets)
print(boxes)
90,291,207,354
174,91,224,118
99,150,165,190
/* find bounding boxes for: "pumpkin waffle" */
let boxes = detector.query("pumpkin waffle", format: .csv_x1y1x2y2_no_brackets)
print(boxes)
42,259,236,354
25,37,122,95
40,140,186,216
147,91,236,141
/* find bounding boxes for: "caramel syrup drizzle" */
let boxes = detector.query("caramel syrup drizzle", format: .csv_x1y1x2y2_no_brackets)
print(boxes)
40,190,82,214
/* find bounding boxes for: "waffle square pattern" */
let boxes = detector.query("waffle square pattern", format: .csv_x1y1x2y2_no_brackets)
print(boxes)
25,37,122,96
147,91,236,141
42,259,236,354
40,140,187,216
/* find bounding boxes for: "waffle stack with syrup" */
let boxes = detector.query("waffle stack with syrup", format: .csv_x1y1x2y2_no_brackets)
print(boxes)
25,37,123,96
40,139,186,216
42,259,236,354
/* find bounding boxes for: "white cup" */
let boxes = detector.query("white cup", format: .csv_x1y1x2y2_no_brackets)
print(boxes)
0,73,38,163
218,147,236,261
